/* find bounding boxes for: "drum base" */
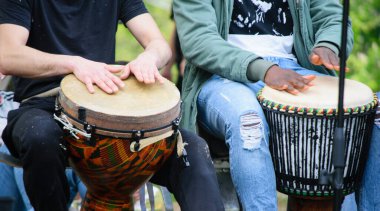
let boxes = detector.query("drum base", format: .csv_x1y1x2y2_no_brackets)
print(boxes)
287,196,333,211
82,193,133,211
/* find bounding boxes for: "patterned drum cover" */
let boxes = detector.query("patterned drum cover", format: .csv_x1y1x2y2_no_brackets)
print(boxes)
257,76,378,197
56,74,181,210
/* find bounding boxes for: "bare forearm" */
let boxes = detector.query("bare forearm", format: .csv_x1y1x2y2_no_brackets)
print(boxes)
143,38,172,69
0,45,74,78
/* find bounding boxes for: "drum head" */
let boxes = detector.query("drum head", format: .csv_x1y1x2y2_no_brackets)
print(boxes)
58,74,180,137
261,76,374,109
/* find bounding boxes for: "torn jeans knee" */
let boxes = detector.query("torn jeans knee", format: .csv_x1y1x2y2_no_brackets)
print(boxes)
240,113,265,150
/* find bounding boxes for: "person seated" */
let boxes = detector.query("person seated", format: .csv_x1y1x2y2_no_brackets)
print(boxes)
173,0,379,209
0,1,223,210
0,90,85,211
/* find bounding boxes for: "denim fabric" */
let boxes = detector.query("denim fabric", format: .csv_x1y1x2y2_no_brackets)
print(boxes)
197,57,323,210
356,92,380,210
0,144,86,211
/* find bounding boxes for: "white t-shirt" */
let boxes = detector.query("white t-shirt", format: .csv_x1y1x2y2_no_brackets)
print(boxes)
228,0,296,61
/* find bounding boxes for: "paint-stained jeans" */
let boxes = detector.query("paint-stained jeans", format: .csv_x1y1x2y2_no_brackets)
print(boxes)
197,57,325,210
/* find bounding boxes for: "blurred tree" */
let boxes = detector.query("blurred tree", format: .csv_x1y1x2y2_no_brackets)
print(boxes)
347,0,380,91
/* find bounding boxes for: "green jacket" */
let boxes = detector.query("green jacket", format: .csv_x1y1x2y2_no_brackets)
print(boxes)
173,0,354,132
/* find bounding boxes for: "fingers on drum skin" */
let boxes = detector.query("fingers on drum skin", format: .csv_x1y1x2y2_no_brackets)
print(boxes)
302,75,316,86
103,77,119,92
93,77,113,94
285,84,299,95
154,71,165,83
292,80,310,91
107,73,125,89
84,78,95,94
120,65,131,80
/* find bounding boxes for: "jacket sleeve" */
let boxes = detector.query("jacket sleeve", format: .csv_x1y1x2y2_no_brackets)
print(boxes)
173,0,274,82
310,0,354,57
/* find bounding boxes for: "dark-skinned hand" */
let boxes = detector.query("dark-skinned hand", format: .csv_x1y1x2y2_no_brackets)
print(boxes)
264,65,316,95
309,46,349,71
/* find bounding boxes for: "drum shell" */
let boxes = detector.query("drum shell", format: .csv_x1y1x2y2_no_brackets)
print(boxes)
258,87,378,197
264,107,375,196
56,74,181,208
65,133,176,205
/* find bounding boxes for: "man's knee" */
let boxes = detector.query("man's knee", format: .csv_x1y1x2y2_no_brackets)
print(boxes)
179,128,212,163
13,109,63,159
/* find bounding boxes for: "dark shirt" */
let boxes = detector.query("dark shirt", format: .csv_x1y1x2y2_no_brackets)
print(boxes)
0,0,147,102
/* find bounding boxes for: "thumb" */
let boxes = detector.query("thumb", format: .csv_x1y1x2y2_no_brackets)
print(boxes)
105,64,124,73
309,53,322,65
120,65,131,80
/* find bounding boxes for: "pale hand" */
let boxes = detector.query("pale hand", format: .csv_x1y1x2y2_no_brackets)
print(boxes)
71,56,125,94
116,52,165,84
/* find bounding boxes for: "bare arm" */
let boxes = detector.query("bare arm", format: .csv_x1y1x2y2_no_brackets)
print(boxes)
118,13,172,84
0,24,124,94
0,24,72,78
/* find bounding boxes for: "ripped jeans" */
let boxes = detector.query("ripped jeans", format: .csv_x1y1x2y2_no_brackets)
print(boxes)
197,57,324,210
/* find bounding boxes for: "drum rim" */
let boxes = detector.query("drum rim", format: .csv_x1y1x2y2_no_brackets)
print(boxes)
257,90,378,116
56,91,181,138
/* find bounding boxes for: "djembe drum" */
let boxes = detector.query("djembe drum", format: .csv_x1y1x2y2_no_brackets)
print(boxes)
257,76,378,210
54,74,181,210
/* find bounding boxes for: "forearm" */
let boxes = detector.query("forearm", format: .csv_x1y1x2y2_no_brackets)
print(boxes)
141,38,171,69
0,45,74,78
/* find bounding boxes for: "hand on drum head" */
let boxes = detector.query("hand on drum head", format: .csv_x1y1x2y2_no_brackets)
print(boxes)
264,65,316,95
309,47,349,72
113,52,165,84
71,56,125,94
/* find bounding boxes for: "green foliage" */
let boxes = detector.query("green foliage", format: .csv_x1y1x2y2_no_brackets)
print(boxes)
115,3,174,63
347,0,380,92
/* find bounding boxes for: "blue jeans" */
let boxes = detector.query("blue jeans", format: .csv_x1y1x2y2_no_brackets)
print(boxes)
356,92,380,210
0,144,86,211
197,57,324,210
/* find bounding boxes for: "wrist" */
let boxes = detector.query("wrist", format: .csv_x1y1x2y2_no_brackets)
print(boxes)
61,55,81,74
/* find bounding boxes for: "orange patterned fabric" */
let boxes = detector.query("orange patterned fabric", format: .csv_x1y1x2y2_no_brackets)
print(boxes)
65,134,176,210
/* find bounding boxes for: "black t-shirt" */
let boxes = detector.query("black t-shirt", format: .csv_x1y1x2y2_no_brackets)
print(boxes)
0,0,147,102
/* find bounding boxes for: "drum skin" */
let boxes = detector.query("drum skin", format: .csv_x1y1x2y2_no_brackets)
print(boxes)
57,74,180,210
258,76,378,210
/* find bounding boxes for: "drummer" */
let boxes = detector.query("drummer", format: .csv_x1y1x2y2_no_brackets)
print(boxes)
173,0,379,209
0,1,224,211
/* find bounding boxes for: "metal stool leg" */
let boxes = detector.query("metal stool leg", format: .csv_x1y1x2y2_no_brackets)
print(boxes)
159,186,173,211
213,157,241,211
